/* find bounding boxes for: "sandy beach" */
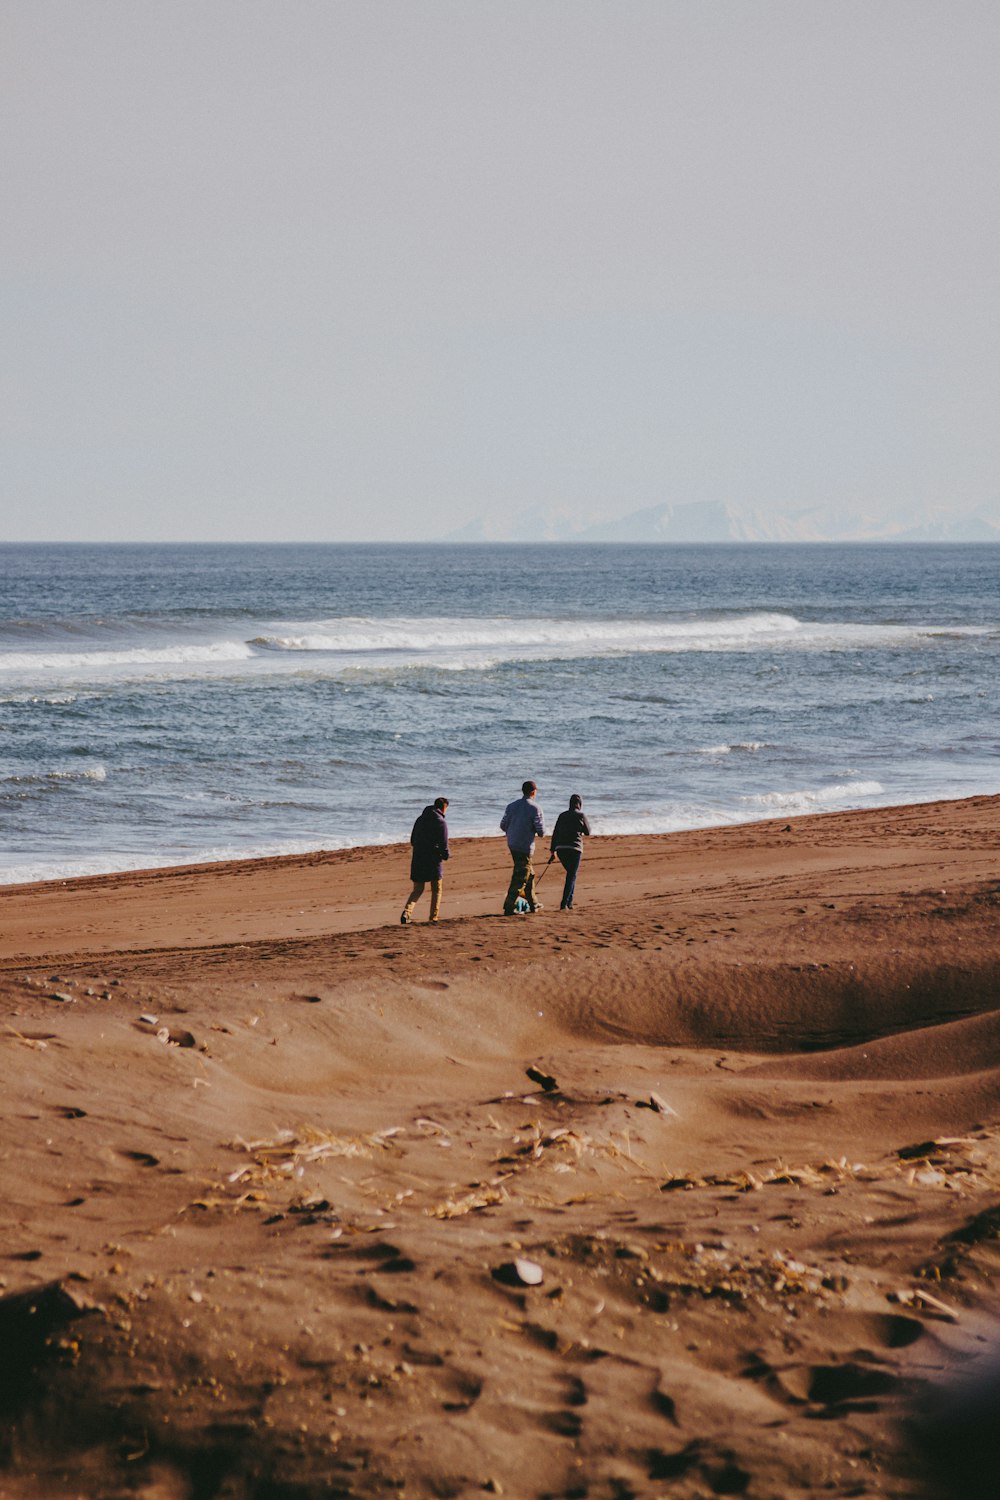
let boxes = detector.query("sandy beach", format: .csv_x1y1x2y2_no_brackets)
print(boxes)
2,795,999,1499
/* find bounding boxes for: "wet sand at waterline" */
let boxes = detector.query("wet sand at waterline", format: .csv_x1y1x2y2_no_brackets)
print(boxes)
2,797,999,1498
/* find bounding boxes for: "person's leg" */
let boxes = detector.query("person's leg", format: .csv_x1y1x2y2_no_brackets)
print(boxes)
401,881,425,923
504,851,530,914
428,879,442,922
558,849,581,909
557,850,571,907
524,855,540,910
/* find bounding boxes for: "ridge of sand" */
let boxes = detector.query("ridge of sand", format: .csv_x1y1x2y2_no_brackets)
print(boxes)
1,796,999,1498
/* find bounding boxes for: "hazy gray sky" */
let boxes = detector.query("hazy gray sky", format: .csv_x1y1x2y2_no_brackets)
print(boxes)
3,1,998,541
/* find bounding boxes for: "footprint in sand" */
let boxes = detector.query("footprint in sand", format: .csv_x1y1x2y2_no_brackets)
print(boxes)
652,1382,678,1424
440,1370,483,1412
648,1440,750,1492
834,1311,925,1350
543,1408,583,1437
363,1285,419,1315
747,1353,906,1412
325,1239,416,1274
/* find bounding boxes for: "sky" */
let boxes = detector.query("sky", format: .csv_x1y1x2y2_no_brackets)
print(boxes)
2,1,999,542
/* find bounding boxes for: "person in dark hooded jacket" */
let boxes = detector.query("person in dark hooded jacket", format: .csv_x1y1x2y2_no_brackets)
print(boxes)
400,798,449,924
548,793,591,910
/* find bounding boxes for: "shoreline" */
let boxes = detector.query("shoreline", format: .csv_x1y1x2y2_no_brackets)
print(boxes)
4,783,998,895
1,792,998,966
1,792,1000,966
2,791,998,1496
0,783,995,895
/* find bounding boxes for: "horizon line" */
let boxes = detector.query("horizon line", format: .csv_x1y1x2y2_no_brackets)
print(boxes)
2,537,1000,548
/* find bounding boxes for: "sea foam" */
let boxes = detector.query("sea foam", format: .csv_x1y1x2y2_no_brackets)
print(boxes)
2,613,991,690
0,641,255,675
743,780,885,813
243,612,988,669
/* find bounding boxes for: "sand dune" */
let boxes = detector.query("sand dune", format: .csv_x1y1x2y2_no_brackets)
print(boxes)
1,796,998,1497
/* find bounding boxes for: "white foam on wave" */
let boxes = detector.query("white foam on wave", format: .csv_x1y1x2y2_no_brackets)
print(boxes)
516,779,888,838
3,764,107,788
251,611,801,659
0,640,255,677
0,832,405,889
698,741,769,756
52,765,107,783
251,614,996,656
248,613,998,677
743,779,884,812
0,692,82,706
1,613,991,688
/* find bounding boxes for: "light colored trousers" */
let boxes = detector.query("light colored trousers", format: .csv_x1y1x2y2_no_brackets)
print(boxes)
402,878,442,922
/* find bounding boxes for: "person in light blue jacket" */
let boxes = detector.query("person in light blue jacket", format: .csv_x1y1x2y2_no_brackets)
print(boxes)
500,779,545,915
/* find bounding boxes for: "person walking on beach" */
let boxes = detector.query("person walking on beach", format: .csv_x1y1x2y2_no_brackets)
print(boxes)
548,793,591,910
400,797,449,924
500,780,545,915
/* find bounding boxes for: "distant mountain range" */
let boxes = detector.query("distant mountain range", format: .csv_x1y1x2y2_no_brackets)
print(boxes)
443,500,1000,544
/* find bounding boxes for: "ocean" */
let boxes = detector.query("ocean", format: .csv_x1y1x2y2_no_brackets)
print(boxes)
0,542,996,886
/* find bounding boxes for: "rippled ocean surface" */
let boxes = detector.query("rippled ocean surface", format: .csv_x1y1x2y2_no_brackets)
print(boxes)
1,543,996,884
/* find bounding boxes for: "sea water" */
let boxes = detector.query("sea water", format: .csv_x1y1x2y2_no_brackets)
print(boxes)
0,542,996,885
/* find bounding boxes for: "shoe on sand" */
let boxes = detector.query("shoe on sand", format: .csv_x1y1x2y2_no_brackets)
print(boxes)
400,913,410,925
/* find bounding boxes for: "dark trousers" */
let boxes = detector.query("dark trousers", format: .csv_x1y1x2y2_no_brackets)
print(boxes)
556,848,581,909
503,850,536,913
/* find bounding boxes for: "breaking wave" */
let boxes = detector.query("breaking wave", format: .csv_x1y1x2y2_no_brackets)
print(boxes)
742,780,885,813
2,765,107,786
247,612,990,664
699,741,769,756
0,641,254,675
1,613,992,689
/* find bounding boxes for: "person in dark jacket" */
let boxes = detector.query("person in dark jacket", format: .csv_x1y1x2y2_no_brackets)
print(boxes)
548,794,591,911
400,798,449,924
